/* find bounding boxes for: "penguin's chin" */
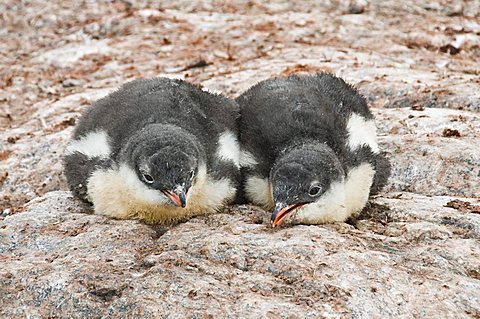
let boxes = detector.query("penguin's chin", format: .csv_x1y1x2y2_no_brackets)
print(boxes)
161,190,186,208
271,202,306,227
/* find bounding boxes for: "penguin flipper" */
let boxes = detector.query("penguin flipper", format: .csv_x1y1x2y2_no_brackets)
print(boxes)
370,152,391,195
209,160,243,205
343,145,391,196
63,152,114,203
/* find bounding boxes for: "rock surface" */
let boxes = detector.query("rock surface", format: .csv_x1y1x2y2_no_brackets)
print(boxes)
1,191,480,318
1,0,480,317
375,107,480,197
1,0,480,210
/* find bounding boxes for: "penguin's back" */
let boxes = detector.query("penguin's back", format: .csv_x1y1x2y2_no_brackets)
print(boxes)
73,78,239,159
238,73,372,153
237,74,373,173
238,73,371,118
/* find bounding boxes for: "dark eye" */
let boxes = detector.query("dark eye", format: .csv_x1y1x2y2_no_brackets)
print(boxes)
308,185,321,197
189,170,195,180
143,174,154,184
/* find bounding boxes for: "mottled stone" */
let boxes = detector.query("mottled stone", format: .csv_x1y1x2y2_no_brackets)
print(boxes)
1,191,479,318
1,0,480,317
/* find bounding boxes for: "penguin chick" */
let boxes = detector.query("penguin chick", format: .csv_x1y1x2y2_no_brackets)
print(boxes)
236,73,390,227
64,77,241,224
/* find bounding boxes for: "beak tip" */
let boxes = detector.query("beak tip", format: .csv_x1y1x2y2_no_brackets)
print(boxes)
271,204,285,227
179,192,187,208
270,202,305,227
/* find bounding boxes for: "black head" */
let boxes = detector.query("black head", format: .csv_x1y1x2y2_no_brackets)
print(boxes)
121,124,205,207
270,143,345,226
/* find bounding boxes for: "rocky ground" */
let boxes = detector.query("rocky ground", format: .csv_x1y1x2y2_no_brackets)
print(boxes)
1,0,479,318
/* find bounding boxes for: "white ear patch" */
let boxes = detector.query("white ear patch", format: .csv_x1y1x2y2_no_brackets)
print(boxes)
216,131,240,168
66,130,111,158
239,149,258,168
244,176,274,210
295,163,375,224
346,113,379,153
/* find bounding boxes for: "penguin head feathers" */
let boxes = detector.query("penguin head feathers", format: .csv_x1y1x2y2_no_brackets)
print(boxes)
270,143,345,226
120,124,205,208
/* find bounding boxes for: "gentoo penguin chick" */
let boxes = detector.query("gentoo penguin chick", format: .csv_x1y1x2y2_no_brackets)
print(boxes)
236,73,390,227
64,77,240,224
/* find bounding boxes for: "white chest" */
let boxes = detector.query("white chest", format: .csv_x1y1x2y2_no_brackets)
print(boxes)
86,163,236,223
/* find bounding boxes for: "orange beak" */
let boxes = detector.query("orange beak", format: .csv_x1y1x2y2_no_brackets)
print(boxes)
271,202,305,227
162,190,186,208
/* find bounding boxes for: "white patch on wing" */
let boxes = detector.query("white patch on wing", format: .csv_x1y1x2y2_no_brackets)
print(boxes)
216,131,240,168
346,113,379,153
244,176,274,210
86,162,235,223
66,130,111,158
295,163,375,224
343,163,375,216
239,149,258,168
